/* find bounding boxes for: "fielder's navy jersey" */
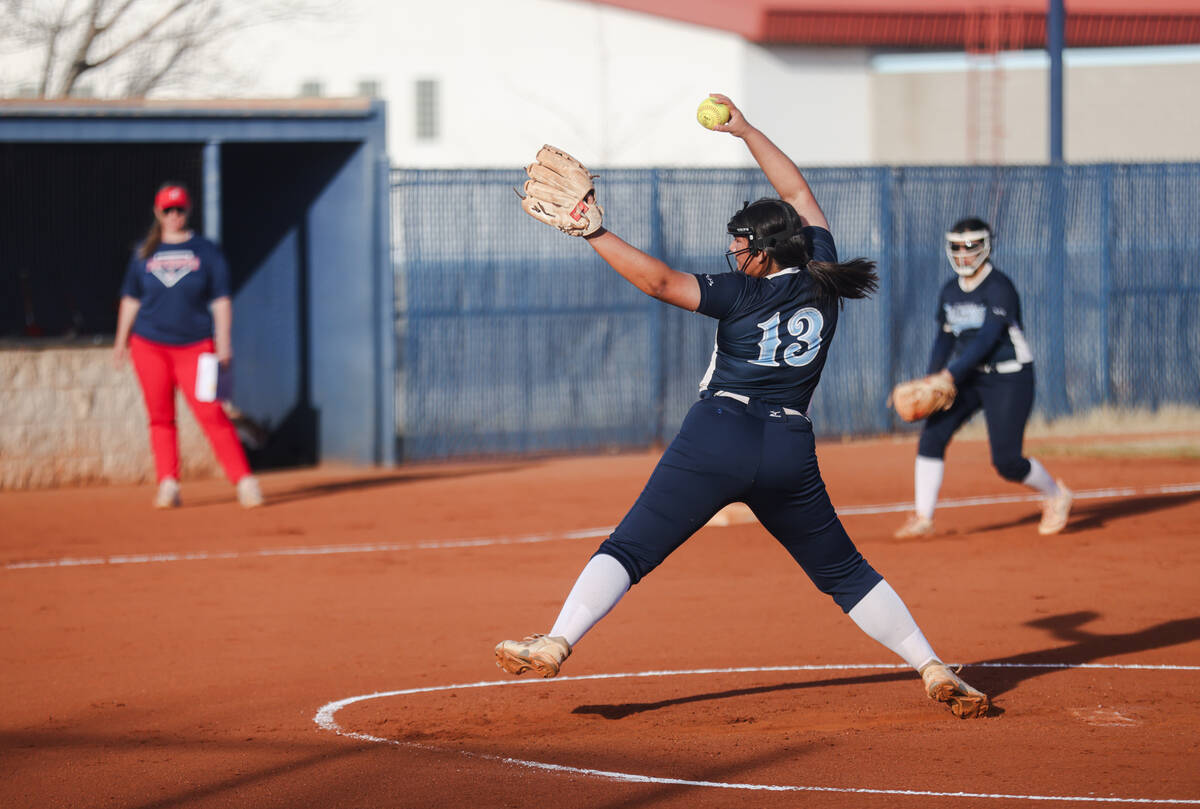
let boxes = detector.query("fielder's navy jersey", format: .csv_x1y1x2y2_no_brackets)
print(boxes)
931,265,1033,380
120,235,232,345
692,226,838,412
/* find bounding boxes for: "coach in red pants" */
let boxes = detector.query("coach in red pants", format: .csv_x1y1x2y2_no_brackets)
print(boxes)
112,183,263,509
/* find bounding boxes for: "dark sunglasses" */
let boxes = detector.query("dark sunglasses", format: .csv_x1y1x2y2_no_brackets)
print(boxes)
948,240,982,252
162,206,188,215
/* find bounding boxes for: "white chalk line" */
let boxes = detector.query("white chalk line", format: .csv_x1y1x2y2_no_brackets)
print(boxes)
1,527,615,570
836,481,1200,516
313,663,1200,805
8,480,1200,571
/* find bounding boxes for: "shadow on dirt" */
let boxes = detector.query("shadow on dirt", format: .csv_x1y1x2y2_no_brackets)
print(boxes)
181,464,532,508
261,464,530,507
572,611,1200,721
969,490,1200,535
970,610,1200,699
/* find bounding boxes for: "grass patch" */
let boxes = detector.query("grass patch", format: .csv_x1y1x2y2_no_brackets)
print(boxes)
952,405,1200,459
1030,439,1200,460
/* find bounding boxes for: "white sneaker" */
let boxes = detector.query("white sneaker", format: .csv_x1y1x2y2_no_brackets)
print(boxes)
1038,480,1073,535
894,512,934,539
154,477,181,509
236,475,264,508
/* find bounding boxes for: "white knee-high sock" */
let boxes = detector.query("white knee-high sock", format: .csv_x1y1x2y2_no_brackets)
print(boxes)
847,580,939,671
1022,457,1060,496
915,455,944,519
549,553,631,647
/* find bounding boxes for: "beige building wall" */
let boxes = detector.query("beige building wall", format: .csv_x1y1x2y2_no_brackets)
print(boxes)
872,56,1200,165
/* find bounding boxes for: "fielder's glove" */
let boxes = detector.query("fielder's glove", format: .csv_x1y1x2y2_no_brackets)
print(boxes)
517,145,604,237
889,372,957,422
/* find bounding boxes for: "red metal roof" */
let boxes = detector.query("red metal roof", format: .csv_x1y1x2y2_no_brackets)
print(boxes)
592,0,1200,47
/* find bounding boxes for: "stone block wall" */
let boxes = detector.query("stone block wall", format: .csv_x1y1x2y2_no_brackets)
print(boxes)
0,344,220,489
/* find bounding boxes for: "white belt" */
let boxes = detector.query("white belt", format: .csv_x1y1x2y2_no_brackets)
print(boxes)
714,390,806,417
977,360,1025,374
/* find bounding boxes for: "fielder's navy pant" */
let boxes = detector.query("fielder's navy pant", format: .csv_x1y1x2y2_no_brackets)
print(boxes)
595,395,882,612
918,365,1036,482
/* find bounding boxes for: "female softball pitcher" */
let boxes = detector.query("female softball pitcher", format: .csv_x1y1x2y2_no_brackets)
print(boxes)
497,94,989,718
112,183,263,510
893,218,1072,539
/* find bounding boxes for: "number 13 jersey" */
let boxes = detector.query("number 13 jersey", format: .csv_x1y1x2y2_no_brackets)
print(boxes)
693,226,839,413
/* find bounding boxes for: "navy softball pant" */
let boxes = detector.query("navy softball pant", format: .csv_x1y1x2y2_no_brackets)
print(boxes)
595,394,882,613
917,365,1035,482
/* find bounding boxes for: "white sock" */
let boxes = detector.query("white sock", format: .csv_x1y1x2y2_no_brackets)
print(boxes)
847,580,939,671
914,455,944,519
549,553,631,647
1022,457,1059,496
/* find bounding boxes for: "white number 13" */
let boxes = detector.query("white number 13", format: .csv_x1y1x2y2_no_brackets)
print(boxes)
751,307,824,367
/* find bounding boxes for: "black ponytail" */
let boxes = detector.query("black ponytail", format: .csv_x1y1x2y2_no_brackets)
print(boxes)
805,256,878,304
727,198,879,307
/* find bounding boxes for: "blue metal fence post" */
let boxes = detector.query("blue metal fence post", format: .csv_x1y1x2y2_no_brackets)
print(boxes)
1048,0,1065,165
1047,164,1069,416
880,166,897,433
1099,164,1112,404
203,139,221,241
648,168,666,444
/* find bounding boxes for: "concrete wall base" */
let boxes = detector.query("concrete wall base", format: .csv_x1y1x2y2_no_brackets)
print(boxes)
1,345,221,490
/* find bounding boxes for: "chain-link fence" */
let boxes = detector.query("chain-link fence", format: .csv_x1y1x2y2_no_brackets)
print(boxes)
393,163,1200,461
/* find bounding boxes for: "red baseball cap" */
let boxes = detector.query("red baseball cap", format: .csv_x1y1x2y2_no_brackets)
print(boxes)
154,185,191,210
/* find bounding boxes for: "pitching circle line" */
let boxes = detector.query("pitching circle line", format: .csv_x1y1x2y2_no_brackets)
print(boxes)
313,662,1200,806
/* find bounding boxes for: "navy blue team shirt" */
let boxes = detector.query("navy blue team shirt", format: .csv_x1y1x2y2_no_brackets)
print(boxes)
691,226,837,412
120,235,231,345
927,266,1030,382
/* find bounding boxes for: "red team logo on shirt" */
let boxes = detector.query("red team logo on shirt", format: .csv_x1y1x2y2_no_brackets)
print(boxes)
146,250,201,288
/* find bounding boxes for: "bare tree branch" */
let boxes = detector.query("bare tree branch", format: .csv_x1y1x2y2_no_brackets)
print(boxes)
87,0,192,70
96,0,142,35
38,4,73,97
125,36,193,97
6,0,336,99
58,0,107,96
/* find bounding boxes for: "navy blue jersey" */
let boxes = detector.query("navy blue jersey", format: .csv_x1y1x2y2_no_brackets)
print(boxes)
930,265,1033,380
120,235,232,345
692,226,837,412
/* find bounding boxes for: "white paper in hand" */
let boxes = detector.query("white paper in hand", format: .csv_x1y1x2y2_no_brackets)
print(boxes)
196,353,219,402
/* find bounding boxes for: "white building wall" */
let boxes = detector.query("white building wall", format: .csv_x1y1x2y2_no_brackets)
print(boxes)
195,0,873,168
742,46,874,166
872,47,1200,164
3,0,1199,167
221,0,758,167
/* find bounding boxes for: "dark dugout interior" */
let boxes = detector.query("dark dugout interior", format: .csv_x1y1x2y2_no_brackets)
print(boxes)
0,142,203,339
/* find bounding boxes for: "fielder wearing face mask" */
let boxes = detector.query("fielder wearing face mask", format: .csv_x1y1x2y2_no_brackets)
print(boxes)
894,218,1073,540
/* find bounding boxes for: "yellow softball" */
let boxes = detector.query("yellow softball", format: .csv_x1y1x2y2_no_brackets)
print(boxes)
696,97,730,130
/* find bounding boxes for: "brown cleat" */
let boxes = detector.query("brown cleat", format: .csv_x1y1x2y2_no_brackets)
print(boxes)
920,660,990,718
494,634,571,678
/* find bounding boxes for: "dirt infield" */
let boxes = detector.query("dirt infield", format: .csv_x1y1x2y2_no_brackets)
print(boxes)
3,433,1199,808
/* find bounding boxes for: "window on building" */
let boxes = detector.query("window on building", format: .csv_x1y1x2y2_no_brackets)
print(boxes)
299,80,324,98
415,79,439,140
357,79,381,98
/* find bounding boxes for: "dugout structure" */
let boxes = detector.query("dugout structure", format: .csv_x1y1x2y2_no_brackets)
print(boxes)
0,99,393,468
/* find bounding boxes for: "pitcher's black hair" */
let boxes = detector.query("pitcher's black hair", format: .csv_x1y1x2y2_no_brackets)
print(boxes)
727,198,878,305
